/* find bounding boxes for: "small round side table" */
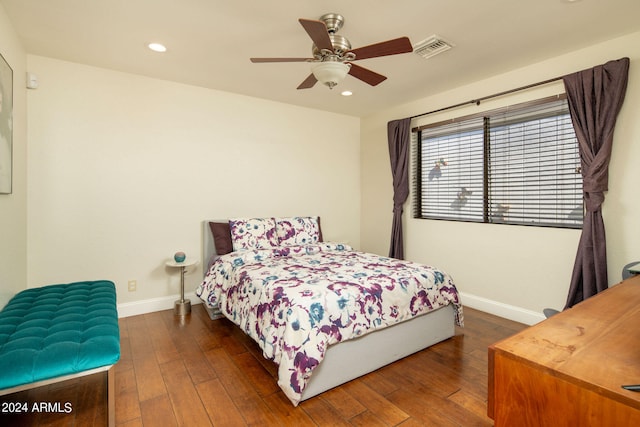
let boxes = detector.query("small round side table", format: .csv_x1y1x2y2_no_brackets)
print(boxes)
166,258,198,315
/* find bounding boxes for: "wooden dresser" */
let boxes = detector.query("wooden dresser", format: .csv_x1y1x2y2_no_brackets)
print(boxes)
489,274,640,426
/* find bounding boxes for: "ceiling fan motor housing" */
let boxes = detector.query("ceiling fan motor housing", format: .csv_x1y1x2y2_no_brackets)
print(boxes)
312,13,353,60
313,34,352,58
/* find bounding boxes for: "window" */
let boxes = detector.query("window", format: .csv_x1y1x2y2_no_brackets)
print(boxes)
413,96,583,228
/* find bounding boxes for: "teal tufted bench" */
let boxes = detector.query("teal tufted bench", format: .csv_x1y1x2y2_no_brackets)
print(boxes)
0,280,120,425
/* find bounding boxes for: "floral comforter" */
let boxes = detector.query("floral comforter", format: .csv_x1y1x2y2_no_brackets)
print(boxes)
196,243,463,405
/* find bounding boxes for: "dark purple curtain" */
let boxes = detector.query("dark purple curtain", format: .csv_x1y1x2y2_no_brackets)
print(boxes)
388,118,411,259
563,57,630,309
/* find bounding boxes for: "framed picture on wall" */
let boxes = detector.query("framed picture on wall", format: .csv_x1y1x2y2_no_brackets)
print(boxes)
0,52,13,194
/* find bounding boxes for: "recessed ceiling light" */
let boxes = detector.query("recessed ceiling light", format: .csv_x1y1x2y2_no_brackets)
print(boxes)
148,43,167,53
341,90,353,97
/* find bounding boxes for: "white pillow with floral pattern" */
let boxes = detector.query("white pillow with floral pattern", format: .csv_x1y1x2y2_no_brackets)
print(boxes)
229,217,279,251
275,217,320,247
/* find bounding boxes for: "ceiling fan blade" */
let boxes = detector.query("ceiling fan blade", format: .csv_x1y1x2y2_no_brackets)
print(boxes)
297,74,318,89
348,63,387,86
250,57,312,63
349,37,413,60
299,19,333,52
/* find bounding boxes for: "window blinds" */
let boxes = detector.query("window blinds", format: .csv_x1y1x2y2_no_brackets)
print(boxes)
414,96,583,228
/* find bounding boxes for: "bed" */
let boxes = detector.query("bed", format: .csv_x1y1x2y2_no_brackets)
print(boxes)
197,217,463,406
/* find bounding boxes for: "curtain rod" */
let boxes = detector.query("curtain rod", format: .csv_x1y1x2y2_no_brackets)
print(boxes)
409,74,568,121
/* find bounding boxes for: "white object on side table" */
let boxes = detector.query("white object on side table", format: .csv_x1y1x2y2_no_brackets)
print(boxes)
166,258,198,315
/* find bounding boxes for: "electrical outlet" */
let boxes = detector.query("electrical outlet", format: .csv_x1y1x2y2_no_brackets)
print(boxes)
128,280,137,292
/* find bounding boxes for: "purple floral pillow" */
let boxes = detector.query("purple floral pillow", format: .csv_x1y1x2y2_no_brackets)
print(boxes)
229,217,279,251
276,216,320,247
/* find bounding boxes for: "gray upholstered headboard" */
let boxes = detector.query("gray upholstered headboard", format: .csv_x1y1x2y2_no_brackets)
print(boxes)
202,220,225,278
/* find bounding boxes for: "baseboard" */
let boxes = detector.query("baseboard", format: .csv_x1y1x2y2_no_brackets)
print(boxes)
460,292,545,325
117,290,544,325
117,291,202,318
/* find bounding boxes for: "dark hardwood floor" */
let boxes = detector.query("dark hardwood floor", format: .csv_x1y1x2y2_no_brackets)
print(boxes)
0,304,526,426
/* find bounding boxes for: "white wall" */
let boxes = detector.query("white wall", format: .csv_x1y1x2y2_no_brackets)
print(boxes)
361,31,640,324
13,21,640,323
0,5,27,308
26,56,361,310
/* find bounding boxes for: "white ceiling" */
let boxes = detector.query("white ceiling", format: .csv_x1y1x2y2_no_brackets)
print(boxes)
2,0,640,117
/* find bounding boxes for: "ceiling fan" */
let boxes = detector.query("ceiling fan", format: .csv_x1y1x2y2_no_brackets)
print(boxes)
250,13,413,90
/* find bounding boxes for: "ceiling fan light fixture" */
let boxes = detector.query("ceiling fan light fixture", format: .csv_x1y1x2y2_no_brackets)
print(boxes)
311,61,350,89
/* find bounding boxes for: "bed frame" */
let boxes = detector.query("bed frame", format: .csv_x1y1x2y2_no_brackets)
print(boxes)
200,220,456,401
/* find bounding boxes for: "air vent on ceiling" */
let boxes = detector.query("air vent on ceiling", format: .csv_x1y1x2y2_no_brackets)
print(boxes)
413,35,454,59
